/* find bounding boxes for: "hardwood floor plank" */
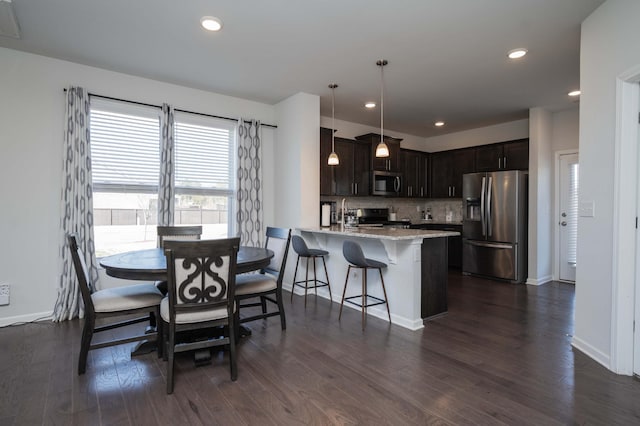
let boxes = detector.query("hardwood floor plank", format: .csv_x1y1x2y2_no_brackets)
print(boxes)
4,272,640,424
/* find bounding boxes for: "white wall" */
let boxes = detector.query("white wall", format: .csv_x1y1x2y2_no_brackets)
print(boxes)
275,93,320,229
422,119,529,152
551,108,580,152
528,108,554,285
0,47,278,325
573,0,640,370
319,116,425,150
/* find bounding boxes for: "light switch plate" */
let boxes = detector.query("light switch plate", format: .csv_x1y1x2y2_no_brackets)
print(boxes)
579,201,595,217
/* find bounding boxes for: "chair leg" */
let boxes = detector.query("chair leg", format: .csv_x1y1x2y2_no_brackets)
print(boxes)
77,316,94,375
304,256,310,308
155,307,163,359
276,287,286,330
228,319,238,381
379,268,391,323
260,296,267,314
167,324,175,394
339,265,351,321
291,256,301,303
362,267,367,331
313,256,318,297
321,256,332,302
162,319,169,362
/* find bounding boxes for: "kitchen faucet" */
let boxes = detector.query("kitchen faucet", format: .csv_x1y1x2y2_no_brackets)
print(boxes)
341,198,346,232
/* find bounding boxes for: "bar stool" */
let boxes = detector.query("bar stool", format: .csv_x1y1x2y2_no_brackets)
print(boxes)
339,240,391,330
290,235,332,307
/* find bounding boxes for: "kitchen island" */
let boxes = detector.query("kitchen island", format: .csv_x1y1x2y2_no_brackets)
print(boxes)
295,226,459,330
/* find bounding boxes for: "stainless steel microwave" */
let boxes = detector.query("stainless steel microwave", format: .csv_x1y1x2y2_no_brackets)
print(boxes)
372,171,402,196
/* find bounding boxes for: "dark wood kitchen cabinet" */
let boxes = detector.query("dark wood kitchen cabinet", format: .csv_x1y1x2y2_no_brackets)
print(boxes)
400,149,429,198
355,133,402,172
410,223,462,268
475,138,529,171
320,128,370,196
430,148,475,198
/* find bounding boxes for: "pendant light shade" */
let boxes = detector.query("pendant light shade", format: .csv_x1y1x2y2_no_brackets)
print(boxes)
375,59,389,158
328,83,340,166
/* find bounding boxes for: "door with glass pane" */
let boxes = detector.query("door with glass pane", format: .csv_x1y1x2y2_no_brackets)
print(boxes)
559,153,579,282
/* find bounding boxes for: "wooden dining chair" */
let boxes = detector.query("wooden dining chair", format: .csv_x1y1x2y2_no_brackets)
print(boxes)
67,234,164,375
235,227,291,331
157,225,203,248
161,237,240,394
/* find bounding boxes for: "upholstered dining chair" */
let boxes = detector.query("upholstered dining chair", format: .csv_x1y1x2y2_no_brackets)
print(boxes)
67,234,163,375
161,237,240,394
235,227,291,331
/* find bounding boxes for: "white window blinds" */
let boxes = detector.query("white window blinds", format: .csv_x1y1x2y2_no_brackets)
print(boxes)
568,163,579,265
90,99,160,191
174,113,235,194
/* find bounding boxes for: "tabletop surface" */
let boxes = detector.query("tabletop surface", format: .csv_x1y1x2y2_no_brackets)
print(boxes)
99,246,274,279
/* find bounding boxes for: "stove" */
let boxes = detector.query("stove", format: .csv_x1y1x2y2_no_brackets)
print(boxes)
357,208,411,229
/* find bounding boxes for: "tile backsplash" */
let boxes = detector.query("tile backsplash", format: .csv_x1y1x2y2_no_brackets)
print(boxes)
320,196,463,223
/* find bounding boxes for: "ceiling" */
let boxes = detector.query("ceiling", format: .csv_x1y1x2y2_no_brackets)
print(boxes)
0,0,604,138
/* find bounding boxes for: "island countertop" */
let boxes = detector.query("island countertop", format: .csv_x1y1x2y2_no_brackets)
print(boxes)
297,225,459,241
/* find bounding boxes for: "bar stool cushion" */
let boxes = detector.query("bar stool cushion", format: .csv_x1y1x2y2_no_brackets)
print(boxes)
343,240,387,269
292,235,328,257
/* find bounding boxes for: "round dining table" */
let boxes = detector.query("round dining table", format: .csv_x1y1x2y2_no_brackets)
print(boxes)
99,246,274,281
99,245,274,360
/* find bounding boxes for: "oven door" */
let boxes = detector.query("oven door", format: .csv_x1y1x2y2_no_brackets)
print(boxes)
372,171,402,196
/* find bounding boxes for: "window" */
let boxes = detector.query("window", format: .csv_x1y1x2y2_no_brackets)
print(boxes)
89,99,236,257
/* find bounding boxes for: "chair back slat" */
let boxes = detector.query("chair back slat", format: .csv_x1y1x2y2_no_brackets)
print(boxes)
164,238,240,319
157,225,203,248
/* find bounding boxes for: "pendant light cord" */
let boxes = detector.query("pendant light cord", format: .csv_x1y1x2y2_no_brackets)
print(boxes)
380,62,384,142
332,85,335,152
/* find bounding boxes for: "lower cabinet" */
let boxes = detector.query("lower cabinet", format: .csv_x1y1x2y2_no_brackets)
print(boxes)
411,223,462,268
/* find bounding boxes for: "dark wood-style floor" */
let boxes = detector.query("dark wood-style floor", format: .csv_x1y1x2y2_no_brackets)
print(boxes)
2,272,640,425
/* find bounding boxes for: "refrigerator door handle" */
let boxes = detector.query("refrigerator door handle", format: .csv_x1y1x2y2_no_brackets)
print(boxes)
466,240,513,250
480,176,486,236
487,176,493,237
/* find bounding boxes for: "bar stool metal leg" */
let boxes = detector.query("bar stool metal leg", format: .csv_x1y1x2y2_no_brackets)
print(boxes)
291,255,301,303
321,256,333,302
379,268,391,323
339,265,351,320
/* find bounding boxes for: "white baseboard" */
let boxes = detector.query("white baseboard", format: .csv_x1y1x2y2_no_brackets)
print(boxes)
0,311,53,327
526,275,553,286
572,335,612,371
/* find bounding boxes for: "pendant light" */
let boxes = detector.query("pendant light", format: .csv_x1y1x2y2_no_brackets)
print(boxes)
327,83,340,166
375,59,390,158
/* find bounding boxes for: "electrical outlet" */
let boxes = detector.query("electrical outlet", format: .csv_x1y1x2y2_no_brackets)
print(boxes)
0,284,9,306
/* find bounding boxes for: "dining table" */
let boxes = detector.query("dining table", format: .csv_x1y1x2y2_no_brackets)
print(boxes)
99,245,274,364
99,246,274,281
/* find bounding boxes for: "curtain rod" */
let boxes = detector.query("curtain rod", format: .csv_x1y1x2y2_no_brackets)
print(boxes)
63,89,277,129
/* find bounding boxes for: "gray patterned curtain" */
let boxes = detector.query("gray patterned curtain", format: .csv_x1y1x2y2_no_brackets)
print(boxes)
54,86,99,321
236,119,263,247
157,103,175,226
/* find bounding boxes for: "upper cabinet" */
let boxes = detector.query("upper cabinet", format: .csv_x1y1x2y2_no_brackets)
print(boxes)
475,139,529,172
430,148,475,198
320,128,370,196
355,133,403,172
401,149,429,198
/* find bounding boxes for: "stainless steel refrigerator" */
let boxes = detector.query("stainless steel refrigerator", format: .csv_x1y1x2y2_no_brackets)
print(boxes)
462,170,528,283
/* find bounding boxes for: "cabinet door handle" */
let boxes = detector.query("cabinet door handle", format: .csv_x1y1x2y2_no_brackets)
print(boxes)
452,186,455,197
421,187,424,197
503,156,507,169
355,182,358,195
499,157,502,169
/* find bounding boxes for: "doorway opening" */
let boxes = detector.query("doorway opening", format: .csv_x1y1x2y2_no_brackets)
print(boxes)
556,151,579,283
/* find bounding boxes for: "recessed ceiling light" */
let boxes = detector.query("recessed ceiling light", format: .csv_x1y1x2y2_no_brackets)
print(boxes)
507,48,528,59
568,90,581,97
365,102,376,109
434,121,445,127
201,16,223,32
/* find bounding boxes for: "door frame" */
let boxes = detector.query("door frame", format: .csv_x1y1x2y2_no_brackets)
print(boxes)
611,65,640,375
553,149,578,282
